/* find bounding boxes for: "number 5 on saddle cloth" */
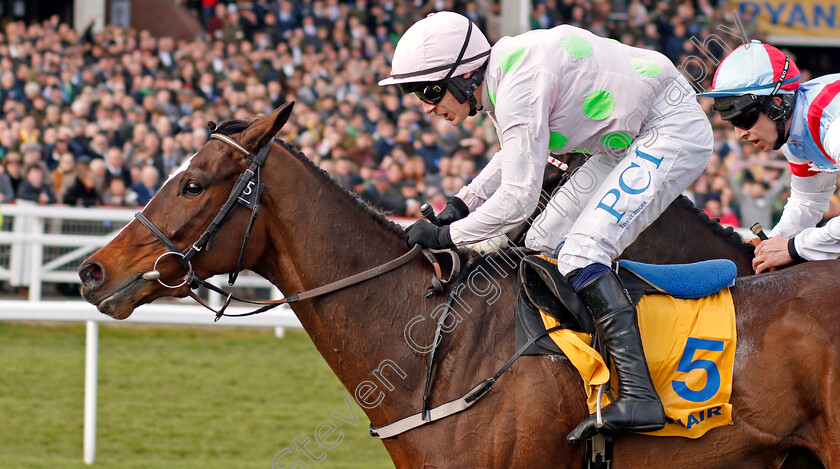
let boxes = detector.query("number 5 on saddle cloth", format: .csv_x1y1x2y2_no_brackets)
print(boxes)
517,255,737,439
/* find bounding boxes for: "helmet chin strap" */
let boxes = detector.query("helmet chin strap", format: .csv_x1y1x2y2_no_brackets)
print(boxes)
446,63,487,116
766,94,795,150
767,56,792,150
773,118,787,150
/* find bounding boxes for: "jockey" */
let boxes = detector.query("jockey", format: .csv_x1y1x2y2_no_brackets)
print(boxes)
700,41,840,273
379,11,713,442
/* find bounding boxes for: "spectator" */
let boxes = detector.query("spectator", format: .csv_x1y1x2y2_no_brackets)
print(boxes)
102,177,139,208
728,166,789,230
0,163,14,202
3,152,23,193
415,128,446,175
207,3,227,39
358,170,407,216
401,180,421,217
42,131,71,171
703,194,740,228
52,152,76,199
131,165,161,206
62,167,103,207
333,157,357,188
104,146,132,187
16,163,57,205
21,142,43,167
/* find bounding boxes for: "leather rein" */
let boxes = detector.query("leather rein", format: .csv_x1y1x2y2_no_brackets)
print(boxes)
134,132,458,321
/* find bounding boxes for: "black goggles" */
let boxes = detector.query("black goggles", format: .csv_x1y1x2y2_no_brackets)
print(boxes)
399,81,448,105
713,95,769,130
727,104,764,129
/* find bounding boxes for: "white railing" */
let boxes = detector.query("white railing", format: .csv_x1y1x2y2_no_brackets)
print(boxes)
0,202,284,305
0,202,416,303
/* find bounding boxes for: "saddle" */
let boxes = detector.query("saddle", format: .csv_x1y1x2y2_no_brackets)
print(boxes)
516,255,737,355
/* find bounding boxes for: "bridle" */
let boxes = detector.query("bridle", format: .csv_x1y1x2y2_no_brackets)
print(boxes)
136,132,270,284
134,131,458,321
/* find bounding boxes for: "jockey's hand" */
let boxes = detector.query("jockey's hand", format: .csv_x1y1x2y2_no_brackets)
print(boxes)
753,235,793,274
406,220,455,250
436,197,469,226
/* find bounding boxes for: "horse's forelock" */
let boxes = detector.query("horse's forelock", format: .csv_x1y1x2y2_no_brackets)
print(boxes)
213,119,254,136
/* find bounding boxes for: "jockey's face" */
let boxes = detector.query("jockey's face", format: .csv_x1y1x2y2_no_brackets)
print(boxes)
733,112,779,152
421,88,470,126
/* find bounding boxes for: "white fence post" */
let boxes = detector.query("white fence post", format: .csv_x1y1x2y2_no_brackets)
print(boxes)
27,215,44,301
84,320,99,465
9,202,32,287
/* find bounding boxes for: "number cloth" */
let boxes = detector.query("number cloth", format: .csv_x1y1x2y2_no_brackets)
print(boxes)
540,288,736,438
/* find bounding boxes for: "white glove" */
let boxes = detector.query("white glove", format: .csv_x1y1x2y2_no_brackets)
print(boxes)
465,233,511,256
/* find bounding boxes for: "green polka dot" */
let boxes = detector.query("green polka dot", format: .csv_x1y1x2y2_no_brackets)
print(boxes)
571,148,591,154
549,133,568,150
603,37,621,44
562,36,593,58
488,90,496,107
499,46,526,73
582,90,615,120
601,132,633,149
630,58,662,78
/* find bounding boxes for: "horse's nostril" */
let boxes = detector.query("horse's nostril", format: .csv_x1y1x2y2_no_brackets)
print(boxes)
80,262,105,286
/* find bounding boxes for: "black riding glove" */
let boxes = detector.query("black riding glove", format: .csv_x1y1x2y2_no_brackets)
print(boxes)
406,220,456,250
436,197,470,226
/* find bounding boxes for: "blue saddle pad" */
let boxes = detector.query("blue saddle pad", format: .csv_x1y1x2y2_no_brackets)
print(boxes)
617,259,736,299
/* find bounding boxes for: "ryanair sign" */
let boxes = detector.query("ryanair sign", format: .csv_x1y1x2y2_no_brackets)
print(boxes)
737,0,840,46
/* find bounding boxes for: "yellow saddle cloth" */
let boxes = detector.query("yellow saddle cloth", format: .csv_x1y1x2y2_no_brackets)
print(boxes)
541,288,736,438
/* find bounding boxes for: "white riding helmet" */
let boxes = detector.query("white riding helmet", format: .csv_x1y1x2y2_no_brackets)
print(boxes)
378,11,491,86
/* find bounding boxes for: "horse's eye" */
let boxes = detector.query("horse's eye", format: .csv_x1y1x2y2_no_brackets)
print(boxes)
184,181,203,196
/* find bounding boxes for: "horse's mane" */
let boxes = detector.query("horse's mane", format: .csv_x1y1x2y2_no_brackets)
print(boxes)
214,119,408,240
672,195,756,259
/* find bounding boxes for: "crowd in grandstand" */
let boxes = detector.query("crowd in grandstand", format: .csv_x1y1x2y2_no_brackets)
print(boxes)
0,0,832,231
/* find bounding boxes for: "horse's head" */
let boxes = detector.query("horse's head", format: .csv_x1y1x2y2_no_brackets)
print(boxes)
79,103,294,319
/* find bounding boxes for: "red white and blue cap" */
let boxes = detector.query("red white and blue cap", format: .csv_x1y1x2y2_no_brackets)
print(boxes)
698,40,801,98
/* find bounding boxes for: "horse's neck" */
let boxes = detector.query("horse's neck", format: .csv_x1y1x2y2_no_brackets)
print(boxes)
257,155,410,290
252,151,436,423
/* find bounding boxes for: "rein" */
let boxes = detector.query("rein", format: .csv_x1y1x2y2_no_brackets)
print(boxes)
135,132,458,321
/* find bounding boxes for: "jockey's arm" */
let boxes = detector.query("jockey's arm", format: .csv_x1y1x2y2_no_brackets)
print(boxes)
453,149,503,211
770,167,835,239
768,119,840,263
448,73,552,246
449,126,546,245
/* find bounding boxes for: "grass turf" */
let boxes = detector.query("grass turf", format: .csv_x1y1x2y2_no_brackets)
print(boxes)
0,322,393,468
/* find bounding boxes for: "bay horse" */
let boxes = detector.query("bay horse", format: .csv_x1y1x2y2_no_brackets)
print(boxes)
79,104,839,468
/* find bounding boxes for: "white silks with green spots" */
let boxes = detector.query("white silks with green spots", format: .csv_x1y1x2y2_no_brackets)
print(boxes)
447,25,713,275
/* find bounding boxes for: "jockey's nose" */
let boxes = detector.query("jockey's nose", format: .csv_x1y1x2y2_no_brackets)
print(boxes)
79,261,106,290
734,127,749,140
421,101,436,114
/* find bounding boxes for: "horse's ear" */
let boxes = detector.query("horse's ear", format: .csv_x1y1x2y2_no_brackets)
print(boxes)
241,101,295,150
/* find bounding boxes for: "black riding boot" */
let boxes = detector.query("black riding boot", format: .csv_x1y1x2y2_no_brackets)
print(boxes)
566,270,665,443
